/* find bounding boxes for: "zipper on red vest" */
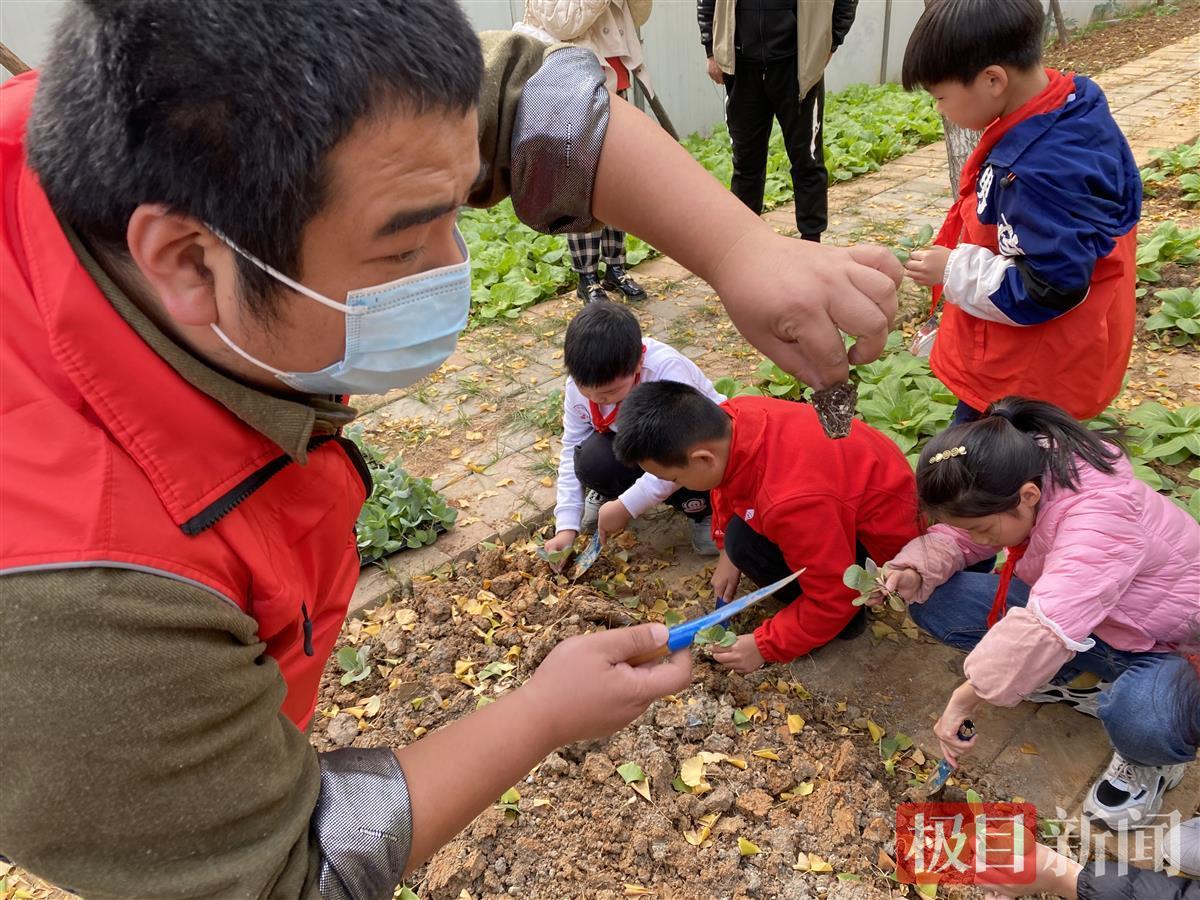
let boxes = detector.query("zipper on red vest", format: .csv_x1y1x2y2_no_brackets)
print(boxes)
180,433,368,535
300,602,315,656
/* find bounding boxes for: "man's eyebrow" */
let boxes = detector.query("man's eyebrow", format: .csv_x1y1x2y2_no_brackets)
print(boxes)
373,201,459,239
374,162,487,240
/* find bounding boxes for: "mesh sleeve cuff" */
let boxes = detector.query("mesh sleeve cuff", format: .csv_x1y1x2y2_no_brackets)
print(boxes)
315,748,413,900
510,46,610,234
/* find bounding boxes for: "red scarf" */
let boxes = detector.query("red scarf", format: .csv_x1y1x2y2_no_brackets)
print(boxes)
987,540,1029,628
588,346,646,433
928,69,1076,316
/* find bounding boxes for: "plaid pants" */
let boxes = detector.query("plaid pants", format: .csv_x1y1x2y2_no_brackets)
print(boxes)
568,226,626,275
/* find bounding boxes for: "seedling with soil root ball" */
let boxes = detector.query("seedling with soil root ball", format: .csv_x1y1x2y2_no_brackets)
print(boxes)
844,560,905,612
692,623,738,653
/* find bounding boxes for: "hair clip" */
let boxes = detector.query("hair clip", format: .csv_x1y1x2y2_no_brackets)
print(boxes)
929,446,967,464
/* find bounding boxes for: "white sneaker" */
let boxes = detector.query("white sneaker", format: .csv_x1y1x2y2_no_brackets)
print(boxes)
580,489,606,533
691,516,719,557
1083,752,1187,830
1164,816,1200,876
1025,676,1110,718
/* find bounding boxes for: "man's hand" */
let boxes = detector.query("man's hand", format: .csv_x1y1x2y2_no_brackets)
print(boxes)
710,551,741,604
705,56,722,85
934,681,982,766
521,623,693,747
710,633,765,674
881,566,923,603
711,230,902,389
597,500,632,541
904,245,952,288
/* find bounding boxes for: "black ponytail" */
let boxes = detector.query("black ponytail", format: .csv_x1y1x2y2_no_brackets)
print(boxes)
916,397,1124,519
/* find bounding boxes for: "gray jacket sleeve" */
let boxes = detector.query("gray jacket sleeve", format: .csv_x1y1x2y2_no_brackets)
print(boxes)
0,567,413,900
1078,864,1200,900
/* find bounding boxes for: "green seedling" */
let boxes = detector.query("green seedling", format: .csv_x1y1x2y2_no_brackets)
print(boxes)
1144,286,1200,346
535,543,572,566
844,560,905,612
336,644,373,686
893,223,935,263
693,624,738,649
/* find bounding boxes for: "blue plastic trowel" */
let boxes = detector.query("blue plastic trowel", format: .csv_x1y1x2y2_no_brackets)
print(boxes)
626,569,803,665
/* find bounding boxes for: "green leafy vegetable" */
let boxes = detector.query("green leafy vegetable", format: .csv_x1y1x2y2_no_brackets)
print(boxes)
1144,286,1200,346
693,624,738,648
336,644,372,686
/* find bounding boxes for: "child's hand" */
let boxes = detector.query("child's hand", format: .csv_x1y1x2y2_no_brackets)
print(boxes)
542,530,578,571
521,623,692,747
710,633,765,674
904,246,951,287
710,552,741,605
934,682,982,767
597,500,632,541
881,566,922,603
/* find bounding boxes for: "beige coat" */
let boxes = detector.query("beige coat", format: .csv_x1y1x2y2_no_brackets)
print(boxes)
520,0,654,95
709,0,833,98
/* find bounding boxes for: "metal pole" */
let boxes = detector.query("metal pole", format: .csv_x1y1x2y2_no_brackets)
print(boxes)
879,0,893,84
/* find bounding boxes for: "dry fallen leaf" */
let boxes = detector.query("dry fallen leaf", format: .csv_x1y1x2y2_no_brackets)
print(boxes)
738,837,761,856
752,749,781,761
787,714,805,735
867,720,886,742
680,755,705,788
623,885,655,897
1019,742,1039,755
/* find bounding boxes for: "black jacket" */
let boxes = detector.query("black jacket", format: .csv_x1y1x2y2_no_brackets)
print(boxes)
698,0,858,57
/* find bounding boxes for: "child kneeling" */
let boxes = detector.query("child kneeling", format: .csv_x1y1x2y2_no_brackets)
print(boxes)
882,398,1199,830
543,302,724,561
614,381,919,673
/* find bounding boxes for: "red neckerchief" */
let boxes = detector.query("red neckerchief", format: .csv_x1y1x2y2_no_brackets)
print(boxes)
987,540,1029,628
588,346,646,433
928,68,1076,318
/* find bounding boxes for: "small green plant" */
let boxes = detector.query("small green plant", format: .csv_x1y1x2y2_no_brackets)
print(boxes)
336,644,372,686
1124,402,1200,467
713,375,765,398
754,359,807,400
1144,286,1200,346
1181,173,1200,205
893,223,935,263
843,560,905,612
1136,221,1200,295
1147,143,1200,177
347,427,458,562
693,624,738,649
510,388,564,436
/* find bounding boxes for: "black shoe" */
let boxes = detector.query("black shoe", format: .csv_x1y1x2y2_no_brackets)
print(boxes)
576,272,610,304
800,233,822,243
836,608,867,640
602,264,647,300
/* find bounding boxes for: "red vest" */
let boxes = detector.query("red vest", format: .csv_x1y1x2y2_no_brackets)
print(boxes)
0,73,368,729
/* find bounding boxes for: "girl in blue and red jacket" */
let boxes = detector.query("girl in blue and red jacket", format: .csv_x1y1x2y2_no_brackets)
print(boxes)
613,381,920,673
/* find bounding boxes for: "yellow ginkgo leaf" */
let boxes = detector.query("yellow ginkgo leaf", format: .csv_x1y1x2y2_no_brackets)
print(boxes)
787,714,805,735
680,755,705,788
623,885,655,897
794,852,832,872
1020,742,1039,755
449,447,463,459
725,757,748,770
698,751,727,765
795,781,815,797
737,837,760,856
629,779,652,802
752,749,781,761
867,720,886,742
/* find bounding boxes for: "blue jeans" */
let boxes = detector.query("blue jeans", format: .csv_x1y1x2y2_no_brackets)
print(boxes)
909,572,1199,767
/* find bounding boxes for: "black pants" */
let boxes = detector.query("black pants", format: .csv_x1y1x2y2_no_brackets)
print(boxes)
574,432,711,521
724,58,827,237
723,515,867,606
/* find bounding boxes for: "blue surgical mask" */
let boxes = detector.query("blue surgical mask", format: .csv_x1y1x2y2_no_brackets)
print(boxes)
209,226,471,395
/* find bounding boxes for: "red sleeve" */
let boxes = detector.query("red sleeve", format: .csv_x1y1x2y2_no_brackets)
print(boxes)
751,495,860,664
857,473,922,566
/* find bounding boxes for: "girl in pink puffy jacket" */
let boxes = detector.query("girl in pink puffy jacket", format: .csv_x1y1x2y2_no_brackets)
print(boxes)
880,397,1199,832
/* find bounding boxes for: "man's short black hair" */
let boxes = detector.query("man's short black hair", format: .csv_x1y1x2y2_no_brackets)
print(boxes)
26,0,483,318
613,381,730,468
563,302,643,388
902,0,1044,90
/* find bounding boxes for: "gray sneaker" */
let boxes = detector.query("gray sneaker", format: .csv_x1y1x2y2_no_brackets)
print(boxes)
1164,816,1200,877
580,489,606,533
1083,752,1187,830
1025,677,1111,718
691,516,719,557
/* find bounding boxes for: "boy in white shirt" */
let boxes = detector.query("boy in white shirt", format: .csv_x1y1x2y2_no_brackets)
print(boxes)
543,302,724,559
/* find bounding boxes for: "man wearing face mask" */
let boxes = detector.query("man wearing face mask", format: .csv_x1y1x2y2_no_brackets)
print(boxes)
0,1,900,897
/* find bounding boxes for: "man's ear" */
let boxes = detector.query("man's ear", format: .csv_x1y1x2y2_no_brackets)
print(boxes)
125,204,227,327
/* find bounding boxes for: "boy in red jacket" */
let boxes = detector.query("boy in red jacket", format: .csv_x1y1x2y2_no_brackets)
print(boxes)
614,381,919,673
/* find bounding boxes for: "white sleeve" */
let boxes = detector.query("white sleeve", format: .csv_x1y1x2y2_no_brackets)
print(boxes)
553,383,593,534
618,472,679,520
943,244,1026,326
